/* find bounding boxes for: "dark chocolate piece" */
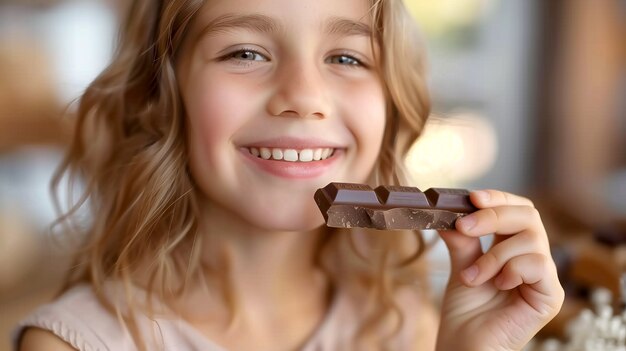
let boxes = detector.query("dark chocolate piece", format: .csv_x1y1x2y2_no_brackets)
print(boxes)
314,182,477,230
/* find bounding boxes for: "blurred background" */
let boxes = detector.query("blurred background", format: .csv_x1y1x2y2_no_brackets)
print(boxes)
0,0,624,350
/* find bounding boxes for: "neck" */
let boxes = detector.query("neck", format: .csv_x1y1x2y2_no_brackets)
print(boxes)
187,199,331,325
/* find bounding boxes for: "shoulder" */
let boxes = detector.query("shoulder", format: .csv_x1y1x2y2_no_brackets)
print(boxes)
19,328,77,351
13,284,119,351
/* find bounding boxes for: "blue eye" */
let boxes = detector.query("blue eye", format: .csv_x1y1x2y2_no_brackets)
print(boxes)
326,54,362,66
227,49,268,62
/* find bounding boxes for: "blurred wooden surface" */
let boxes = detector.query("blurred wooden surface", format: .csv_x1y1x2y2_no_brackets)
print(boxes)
537,0,625,226
0,35,69,153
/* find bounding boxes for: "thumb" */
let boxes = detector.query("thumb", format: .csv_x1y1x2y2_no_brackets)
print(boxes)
438,230,483,283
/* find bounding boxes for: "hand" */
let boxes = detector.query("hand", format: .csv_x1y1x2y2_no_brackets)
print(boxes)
435,190,564,351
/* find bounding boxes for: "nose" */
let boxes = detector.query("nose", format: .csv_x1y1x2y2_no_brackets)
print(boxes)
266,60,331,119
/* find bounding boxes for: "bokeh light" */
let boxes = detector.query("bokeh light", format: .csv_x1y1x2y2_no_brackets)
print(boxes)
405,112,498,189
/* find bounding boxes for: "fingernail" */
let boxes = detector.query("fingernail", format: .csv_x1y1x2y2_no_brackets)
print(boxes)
462,265,479,283
457,214,477,232
474,190,490,203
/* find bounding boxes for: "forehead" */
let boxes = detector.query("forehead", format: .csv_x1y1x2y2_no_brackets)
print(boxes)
191,0,374,37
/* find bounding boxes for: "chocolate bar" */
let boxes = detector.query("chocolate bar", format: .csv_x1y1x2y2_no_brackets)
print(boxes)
314,182,477,230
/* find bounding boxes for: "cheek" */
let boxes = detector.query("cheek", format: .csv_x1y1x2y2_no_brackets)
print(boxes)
342,79,387,169
184,73,260,166
186,77,242,145
183,73,256,195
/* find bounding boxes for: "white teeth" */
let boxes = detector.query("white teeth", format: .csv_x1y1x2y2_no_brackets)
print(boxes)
283,149,298,162
271,148,283,160
321,148,331,160
260,147,271,159
299,149,313,162
313,149,322,161
248,147,335,162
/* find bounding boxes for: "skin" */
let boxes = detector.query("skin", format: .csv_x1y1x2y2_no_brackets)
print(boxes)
177,0,386,233
19,0,564,350
173,0,387,349
437,190,565,351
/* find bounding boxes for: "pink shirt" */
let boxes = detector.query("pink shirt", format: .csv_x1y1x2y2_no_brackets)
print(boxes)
14,283,425,350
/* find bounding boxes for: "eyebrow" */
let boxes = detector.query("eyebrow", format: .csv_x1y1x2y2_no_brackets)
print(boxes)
325,17,372,37
199,14,282,37
198,13,372,38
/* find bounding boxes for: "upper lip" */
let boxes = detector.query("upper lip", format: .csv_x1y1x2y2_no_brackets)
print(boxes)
240,136,345,149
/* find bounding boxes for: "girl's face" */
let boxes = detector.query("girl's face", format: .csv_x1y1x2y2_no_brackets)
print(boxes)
177,0,386,231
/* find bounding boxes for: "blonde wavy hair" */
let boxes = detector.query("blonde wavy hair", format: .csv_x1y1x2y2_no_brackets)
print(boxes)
53,0,432,349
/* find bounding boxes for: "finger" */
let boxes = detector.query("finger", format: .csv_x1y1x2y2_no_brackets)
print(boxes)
496,253,565,317
470,189,534,209
456,205,546,240
438,230,483,279
465,189,538,250
460,230,542,286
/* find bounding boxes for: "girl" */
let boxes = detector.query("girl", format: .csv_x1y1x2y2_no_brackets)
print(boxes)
16,0,564,350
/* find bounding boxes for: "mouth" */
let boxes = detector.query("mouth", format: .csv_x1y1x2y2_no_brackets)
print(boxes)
245,147,336,162
238,137,344,179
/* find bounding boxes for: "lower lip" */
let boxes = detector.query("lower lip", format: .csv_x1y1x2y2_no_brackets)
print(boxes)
240,149,343,179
